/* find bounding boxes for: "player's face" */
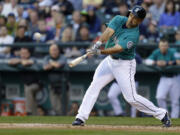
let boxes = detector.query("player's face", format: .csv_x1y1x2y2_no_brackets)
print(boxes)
159,41,169,54
127,13,143,28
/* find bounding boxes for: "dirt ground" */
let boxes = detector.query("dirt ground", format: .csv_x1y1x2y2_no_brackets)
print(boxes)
0,123,179,133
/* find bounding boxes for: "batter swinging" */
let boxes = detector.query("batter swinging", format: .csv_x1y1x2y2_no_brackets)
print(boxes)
72,5,171,127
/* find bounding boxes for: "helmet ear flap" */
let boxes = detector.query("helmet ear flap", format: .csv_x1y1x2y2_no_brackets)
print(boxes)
126,10,131,17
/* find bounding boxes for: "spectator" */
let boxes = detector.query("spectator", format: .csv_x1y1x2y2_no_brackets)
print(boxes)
102,0,118,15
80,10,88,24
86,5,101,34
175,30,180,45
76,24,92,42
12,25,32,57
58,0,74,15
43,44,67,115
145,39,179,118
38,0,53,7
60,26,81,58
159,0,180,28
0,3,3,14
114,2,129,16
53,13,66,41
15,26,31,43
0,15,7,27
0,26,14,58
70,11,82,37
8,47,41,115
1,0,18,17
34,20,54,43
149,0,165,22
6,13,17,36
16,6,26,21
28,10,39,37
61,26,75,43
140,20,159,43
69,0,83,11
46,5,60,30
38,4,51,19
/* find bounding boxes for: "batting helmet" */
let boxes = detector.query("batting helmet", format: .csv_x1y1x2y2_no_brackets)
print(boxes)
129,5,146,19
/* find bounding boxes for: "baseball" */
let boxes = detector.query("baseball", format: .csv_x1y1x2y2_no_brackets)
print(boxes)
34,32,42,40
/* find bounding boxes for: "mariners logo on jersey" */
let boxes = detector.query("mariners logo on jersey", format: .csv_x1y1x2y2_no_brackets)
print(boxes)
127,41,134,49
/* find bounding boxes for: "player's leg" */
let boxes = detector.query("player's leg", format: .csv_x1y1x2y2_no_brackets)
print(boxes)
169,75,180,118
156,77,171,110
75,57,114,122
131,81,139,117
24,83,40,115
107,82,123,116
112,59,167,121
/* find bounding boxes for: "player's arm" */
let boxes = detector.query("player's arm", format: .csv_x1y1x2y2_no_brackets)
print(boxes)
98,27,115,43
92,27,115,49
92,16,120,49
101,37,136,54
101,44,123,54
144,52,156,66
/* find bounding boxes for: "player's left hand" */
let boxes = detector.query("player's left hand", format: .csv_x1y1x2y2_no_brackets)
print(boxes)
87,48,101,55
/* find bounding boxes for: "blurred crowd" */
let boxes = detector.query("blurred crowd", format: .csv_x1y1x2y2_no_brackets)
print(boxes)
0,0,180,116
0,0,179,59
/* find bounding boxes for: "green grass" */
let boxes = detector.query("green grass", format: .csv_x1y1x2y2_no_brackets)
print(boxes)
0,116,180,135
0,116,180,126
0,129,179,135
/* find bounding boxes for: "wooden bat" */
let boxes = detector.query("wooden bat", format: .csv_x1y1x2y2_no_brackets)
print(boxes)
69,53,89,67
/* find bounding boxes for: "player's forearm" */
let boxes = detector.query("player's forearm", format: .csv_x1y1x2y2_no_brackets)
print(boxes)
99,28,114,43
101,44,123,55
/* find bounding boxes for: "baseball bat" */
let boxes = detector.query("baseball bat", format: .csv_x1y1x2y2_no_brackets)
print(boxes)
68,53,89,67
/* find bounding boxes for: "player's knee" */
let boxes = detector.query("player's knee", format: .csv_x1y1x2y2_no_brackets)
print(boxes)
126,98,137,105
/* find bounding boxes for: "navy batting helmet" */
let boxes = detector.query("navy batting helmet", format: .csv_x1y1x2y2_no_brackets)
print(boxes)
129,5,146,19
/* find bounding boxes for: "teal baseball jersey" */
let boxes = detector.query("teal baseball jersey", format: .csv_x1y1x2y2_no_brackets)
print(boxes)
148,48,176,61
105,15,139,60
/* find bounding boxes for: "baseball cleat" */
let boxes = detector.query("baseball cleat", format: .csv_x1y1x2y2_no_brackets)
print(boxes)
161,112,171,127
72,118,85,126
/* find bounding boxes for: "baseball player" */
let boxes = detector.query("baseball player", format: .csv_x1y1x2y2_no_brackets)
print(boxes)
145,40,179,118
72,5,171,127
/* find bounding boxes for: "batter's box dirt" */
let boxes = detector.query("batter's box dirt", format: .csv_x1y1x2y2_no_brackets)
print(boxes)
0,123,179,132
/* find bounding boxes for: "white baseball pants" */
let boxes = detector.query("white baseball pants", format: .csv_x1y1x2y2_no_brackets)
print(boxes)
156,75,180,118
76,56,166,121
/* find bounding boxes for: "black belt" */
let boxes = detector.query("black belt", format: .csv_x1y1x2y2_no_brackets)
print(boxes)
110,55,119,60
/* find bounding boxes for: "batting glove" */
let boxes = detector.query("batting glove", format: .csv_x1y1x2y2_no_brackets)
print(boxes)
92,41,102,50
87,48,101,55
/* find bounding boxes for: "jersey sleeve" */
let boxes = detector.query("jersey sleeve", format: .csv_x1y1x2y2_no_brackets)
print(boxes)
108,16,122,31
148,50,158,60
170,51,176,61
118,38,136,50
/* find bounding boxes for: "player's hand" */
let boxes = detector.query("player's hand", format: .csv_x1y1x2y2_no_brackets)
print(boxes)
92,41,102,50
156,60,166,67
87,48,101,55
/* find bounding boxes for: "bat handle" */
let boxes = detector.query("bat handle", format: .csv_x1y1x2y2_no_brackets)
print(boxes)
82,52,91,59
